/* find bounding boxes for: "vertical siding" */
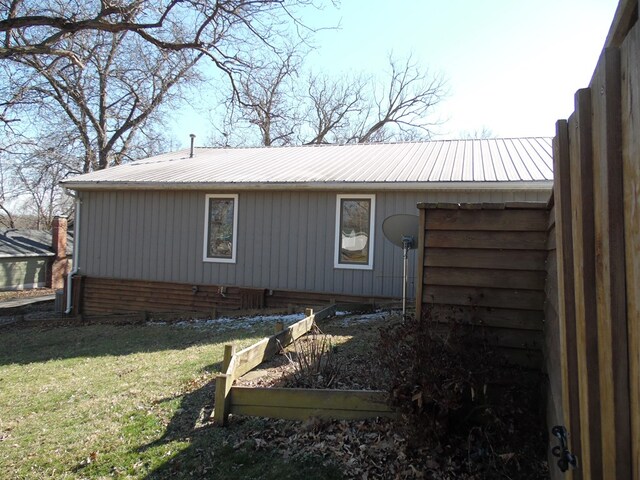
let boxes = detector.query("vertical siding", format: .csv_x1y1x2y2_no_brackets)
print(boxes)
0,257,47,289
78,188,551,298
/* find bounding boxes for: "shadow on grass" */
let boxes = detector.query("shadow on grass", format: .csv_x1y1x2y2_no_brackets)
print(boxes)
136,315,390,479
0,322,272,366
137,377,344,480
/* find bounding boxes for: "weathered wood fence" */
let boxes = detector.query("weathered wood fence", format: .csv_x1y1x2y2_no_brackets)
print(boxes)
213,305,394,426
415,202,549,368
546,1,639,478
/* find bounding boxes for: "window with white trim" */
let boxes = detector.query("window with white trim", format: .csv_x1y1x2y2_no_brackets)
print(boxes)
203,194,238,263
334,194,375,270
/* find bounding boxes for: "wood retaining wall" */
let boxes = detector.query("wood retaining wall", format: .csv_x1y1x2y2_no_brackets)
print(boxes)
415,202,549,368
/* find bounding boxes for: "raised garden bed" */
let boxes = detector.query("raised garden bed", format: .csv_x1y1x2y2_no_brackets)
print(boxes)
213,305,396,425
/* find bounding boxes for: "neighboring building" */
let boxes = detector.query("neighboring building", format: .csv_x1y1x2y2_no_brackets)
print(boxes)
60,139,554,315
0,217,72,290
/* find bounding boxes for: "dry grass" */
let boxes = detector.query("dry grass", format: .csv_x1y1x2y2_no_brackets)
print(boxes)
0,321,342,479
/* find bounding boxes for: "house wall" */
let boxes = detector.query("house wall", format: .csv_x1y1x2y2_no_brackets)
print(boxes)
0,257,48,290
77,188,550,300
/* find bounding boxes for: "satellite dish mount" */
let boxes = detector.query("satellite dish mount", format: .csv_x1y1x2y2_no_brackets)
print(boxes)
382,215,420,316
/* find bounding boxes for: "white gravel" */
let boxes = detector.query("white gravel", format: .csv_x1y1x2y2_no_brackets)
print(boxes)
149,312,306,332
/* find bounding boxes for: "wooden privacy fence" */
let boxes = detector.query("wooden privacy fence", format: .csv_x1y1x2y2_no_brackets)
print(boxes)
547,1,639,478
213,305,394,426
415,202,549,368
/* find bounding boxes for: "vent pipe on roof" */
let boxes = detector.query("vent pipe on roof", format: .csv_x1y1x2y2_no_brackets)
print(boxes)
189,134,196,158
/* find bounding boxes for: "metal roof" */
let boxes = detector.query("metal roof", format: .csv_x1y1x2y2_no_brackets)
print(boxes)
61,138,554,191
0,229,74,258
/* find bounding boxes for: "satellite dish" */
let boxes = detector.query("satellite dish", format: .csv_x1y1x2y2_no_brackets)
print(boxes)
382,214,419,249
382,214,420,317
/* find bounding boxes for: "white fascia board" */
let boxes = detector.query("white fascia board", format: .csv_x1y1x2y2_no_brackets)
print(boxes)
61,180,553,192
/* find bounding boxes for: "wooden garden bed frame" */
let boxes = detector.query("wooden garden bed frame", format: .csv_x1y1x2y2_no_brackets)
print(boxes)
213,305,395,426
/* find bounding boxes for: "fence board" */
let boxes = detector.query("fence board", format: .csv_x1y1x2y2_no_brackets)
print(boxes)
415,207,427,321
553,119,585,479
621,21,640,478
423,285,544,311
569,90,600,480
428,305,543,331
429,323,542,351
425,267,545,290
425,208,549,231
425,230,547,250
424,248,548,271
591,47,631,480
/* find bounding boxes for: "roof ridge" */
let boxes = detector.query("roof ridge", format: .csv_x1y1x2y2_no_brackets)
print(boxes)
192,136,554,151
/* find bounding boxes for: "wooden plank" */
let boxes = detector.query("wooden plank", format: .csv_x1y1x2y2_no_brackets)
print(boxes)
230,404,393,421
548,205,556,231
423,285,544,311
428,322,542,351
552,119,585,479
604,0,639,48
425,208,548,231
621,22,640,479
504,201,549,209
427,305,543,331
228,305,335,380
214,374,232,426
313,304,337,322
570,89,600,480
591,47,631,480
232,314,314,379
415,207,426,321
425,230,547,250
231,387,391,411
567,91,599,480
228,387,395,420
424,248,548,271
425,266,545,291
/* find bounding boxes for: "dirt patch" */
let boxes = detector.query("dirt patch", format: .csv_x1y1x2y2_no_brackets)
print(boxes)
235,311,392,390
228,311,549,479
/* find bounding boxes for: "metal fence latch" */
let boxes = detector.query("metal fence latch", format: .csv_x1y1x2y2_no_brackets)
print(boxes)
551,425,578,472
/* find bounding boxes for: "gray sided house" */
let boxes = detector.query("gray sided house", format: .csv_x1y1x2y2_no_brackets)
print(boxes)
60,139,553,316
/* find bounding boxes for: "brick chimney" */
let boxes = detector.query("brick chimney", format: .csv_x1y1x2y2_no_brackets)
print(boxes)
48,216,69,289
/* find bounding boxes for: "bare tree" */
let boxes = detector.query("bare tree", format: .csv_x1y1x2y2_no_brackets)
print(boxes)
0,1,322,66
238,49,302,146
303,72,366,144
215,53,447,146
352,54,446,143
0,0,333,227
6,28,201,172
462,126,495,139
12,142,74,229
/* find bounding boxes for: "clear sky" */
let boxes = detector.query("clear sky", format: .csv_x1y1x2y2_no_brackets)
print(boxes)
171,0,619,147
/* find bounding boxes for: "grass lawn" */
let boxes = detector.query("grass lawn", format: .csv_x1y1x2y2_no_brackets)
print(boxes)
0,320,344,479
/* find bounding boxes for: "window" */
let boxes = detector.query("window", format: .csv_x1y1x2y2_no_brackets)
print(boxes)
203,194,238,263
334,194,375,269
